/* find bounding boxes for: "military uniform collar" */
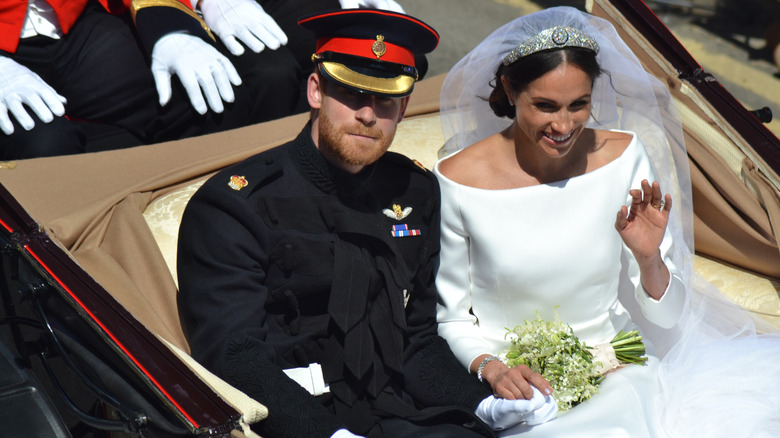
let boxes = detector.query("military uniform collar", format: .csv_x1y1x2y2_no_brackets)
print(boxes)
293,122,378,197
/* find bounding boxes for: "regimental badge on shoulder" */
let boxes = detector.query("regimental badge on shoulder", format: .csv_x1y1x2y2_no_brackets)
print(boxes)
228,175,248,191
383,203,411,220
412,159,427,171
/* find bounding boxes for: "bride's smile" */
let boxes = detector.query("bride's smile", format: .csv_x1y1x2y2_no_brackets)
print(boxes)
506,62,592,161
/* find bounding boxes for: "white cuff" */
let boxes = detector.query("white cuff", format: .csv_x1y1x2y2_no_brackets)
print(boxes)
283,363,330,396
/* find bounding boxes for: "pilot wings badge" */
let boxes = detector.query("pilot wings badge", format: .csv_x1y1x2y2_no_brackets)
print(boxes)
383,204,412,220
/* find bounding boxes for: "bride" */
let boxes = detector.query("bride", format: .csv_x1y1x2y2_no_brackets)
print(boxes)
434,6,780,437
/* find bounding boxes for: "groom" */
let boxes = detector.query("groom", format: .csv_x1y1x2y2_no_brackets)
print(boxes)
176,8,555,438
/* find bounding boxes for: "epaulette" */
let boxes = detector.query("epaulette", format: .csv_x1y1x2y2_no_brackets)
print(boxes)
382,151,432,176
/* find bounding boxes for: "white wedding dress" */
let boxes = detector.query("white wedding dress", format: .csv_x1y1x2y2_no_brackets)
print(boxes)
435,132,683,437
435,8,780,437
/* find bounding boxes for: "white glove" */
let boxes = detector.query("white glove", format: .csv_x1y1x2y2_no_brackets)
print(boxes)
475,387,558,430
330,428,365,438
198,0,287,56
0,56,66,135
338,0,404,13
151,33,241,114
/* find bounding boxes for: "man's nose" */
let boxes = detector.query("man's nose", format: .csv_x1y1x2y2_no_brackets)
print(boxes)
355,97,378,125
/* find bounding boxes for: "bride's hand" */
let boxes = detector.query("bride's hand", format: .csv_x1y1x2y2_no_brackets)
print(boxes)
480,360,552,400
615,179,671,259
615,179,672,299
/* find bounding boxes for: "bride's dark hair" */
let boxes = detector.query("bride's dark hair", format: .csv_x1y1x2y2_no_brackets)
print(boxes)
488,47,602,118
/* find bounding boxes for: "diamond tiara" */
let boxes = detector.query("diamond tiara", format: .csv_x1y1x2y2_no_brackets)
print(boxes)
502,26,599,66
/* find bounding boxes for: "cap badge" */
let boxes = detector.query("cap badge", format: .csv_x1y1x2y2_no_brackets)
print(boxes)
383,203,411,220
228,175,248,191
372,35,386,58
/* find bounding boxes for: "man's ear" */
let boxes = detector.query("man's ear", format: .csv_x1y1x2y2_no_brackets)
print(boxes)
397,95,410,123
307,72,323,109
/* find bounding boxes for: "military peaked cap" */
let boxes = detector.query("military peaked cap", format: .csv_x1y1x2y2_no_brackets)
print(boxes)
298,9,439,97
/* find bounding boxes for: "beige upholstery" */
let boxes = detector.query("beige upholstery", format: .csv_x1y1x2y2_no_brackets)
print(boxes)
143,180,205,289
693,256,780,327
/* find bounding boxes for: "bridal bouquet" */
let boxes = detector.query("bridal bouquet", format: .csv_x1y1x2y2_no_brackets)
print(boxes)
502,309,647,411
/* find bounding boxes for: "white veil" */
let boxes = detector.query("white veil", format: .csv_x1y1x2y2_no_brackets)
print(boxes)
438,7,780,435
439,6,693,354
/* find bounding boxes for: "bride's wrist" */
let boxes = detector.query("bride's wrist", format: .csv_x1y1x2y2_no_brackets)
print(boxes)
476,355,504,383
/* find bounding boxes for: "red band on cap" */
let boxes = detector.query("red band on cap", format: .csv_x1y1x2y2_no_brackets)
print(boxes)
316,36,415,66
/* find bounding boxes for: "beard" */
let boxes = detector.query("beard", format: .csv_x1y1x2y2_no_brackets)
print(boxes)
317,109,394,168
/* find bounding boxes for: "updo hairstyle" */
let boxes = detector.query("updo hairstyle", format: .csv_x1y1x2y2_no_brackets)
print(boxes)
488,47,602,119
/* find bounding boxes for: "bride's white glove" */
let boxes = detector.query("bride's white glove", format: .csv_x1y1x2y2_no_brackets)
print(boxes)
330,428,365,438
198,0,287,56
338,0,404,13
151,33,241,114
475,387,558,430
0,56,66,135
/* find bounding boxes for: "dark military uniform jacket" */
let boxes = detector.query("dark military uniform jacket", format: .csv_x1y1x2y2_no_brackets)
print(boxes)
177,124,494,438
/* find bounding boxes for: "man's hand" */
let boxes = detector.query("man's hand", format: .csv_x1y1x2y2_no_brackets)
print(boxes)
151,33,242,114
198,0,287,56
0,56,66,135
475,388,558,430
338,0,405,13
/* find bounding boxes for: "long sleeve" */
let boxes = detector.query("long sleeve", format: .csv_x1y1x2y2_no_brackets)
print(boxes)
622,138,686,329
401,183,493,413
129,0,214,55
0,2,34,53
434,134,686,367
434,170,492,370
0,1,210,54
177,165,345,438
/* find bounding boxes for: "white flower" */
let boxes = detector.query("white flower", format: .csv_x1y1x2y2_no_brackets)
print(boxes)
503,309,647,412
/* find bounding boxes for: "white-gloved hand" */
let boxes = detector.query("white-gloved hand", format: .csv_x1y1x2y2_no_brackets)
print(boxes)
151,33,241,114
330,428,365,438
198,0,288,56
0,56,66,135
338,0,404,13
521,389,558,427
475,387,558,430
